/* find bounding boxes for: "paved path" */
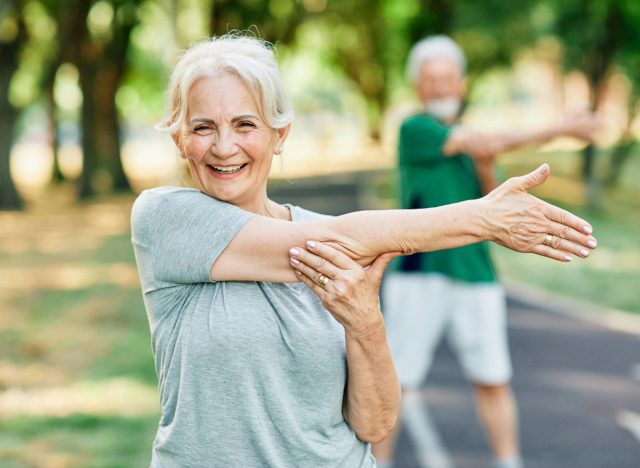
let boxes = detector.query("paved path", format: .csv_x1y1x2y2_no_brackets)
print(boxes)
391,296,640,468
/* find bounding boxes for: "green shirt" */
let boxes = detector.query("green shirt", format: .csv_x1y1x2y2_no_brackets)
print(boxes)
396,113,497,283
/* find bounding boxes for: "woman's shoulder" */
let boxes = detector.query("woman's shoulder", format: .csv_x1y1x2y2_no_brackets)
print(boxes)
135,186,202,204
133,186,222,214
285,204,333,222
131,186,217,231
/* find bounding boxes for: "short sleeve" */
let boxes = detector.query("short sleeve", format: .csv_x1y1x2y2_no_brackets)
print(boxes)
398,115,450,166
131,187,255,288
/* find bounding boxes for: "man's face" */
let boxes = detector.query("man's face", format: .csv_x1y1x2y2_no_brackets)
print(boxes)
416,58,465,105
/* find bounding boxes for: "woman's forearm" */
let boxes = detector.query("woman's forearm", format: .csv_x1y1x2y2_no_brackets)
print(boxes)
321,199,487,263
343,318,401,443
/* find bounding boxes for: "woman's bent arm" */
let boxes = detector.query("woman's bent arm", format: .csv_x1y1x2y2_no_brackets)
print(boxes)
212,164,596,283
290,244,401,442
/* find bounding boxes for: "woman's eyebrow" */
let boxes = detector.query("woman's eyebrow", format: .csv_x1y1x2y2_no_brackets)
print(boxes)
191,118,215,124
231,114,260,123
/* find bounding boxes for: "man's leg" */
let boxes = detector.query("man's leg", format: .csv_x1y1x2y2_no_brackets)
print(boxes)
448,282,522,468
473,382,522,467
373,273,451,467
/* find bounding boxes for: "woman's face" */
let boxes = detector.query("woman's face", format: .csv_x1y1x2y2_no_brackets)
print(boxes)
175,72,289,211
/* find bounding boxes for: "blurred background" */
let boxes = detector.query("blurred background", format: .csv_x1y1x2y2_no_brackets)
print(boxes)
0,0,639,466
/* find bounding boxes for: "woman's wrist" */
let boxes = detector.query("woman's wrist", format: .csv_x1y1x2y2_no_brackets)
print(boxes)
344,315,386,341
466,198,495,243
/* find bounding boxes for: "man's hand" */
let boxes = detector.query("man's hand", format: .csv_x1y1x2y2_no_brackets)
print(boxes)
556,110,602,143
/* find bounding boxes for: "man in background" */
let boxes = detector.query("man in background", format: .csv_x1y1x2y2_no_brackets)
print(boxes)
372,35,600,468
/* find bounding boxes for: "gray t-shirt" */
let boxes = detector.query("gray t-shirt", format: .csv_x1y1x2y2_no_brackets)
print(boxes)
131,187,376,467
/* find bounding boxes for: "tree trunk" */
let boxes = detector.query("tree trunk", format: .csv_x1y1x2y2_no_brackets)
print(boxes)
0,97,22,210
0,1,25,210
95,66,130,192
78,66,99,199
47,81,65,183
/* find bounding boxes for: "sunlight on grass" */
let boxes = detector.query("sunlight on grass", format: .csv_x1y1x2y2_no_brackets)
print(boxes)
0,378,159,417
0,262,139,293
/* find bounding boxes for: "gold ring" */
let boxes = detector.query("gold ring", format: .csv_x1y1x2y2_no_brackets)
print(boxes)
543,234,554,247
314,274,330,289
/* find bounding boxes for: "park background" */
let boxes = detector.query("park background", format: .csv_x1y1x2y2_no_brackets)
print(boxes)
0,0,639,466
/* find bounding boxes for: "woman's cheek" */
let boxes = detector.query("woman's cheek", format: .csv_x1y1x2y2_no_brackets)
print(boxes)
188,135,213,158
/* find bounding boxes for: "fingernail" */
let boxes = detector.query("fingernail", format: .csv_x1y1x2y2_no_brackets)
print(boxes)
580,249,589,257
307,240,317,248
289,248,299,256
295,270,301,275
583,225,592,234
290,257,299,265
564,255,573,262
587,239,597,248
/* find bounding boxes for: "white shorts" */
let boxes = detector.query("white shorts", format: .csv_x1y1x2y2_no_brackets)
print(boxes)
382,273,512,389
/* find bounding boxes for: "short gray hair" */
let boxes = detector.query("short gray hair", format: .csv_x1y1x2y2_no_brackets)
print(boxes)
406,35,466,84
157,33,294,133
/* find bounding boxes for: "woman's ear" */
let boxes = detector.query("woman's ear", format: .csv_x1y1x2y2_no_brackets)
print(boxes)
171,131,187,159
275,123,292,155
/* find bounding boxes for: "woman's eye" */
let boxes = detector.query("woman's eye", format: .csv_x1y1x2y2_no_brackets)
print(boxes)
193,125,216,134
238,121,256,129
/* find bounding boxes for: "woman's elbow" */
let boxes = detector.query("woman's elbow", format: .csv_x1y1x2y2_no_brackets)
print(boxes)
355,420,397,444
354,411,400,444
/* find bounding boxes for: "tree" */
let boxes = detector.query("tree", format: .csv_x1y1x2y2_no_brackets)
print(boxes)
0,0,27,210
546,0,640,207
65,0,141,198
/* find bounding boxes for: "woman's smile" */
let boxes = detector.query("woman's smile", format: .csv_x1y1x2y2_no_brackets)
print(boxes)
206,162,249,179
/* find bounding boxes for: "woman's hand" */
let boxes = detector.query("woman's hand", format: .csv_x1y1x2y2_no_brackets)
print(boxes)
480,163,597,262
289,241,398,335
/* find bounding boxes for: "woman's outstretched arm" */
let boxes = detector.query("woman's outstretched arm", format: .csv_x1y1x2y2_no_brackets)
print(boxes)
212,164,596,283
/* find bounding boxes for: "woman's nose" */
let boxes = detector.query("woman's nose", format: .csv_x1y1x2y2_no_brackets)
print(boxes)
211,129,237,158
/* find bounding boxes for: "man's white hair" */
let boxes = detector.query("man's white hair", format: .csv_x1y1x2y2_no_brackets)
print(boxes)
406,35,466,84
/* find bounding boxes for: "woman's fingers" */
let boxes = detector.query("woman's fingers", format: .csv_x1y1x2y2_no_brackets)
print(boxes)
530,243,574,262
289,245,341,279
543,202,593,236
305,240,360,270
546,222,597,256
290,252,331,291
293,267,328,297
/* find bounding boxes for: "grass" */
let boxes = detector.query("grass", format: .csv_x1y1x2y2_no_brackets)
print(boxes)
0,193,158,467
0,414,157,467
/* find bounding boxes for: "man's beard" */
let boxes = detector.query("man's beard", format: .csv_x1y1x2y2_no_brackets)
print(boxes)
425,98,461,120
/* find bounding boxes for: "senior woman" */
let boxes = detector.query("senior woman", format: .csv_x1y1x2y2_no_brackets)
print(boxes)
131,34,596,467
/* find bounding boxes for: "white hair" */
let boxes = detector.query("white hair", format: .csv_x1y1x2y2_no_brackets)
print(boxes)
406,35,466,84
156,33,294,134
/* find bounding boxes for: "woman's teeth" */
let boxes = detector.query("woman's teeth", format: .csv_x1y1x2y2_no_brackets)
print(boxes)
210,164,246,174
